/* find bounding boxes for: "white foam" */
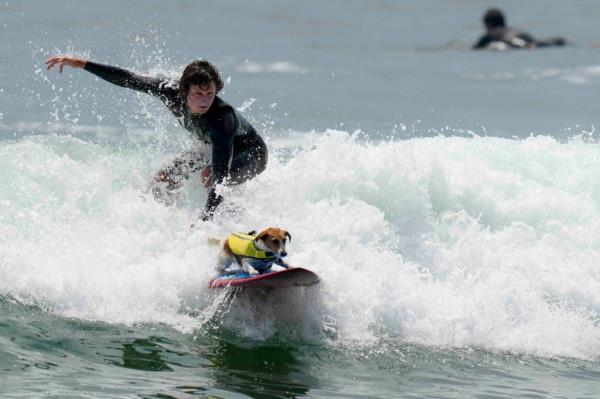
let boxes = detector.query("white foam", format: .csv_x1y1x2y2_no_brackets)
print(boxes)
234,61,308,75
466,65,600,85
2,129,600,359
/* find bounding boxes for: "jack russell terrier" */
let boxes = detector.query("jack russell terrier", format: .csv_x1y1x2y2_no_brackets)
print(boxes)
209,227,292,275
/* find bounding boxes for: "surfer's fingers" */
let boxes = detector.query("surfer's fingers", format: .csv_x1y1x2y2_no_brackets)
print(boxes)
45,57,58,70
45,57,66,71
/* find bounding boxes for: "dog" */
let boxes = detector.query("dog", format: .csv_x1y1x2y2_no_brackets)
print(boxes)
209,227,292,275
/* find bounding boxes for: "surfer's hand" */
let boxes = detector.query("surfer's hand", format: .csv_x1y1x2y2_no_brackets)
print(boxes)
45,55,87,73
198,211,213,222
200,166,213,189
190,211,212,228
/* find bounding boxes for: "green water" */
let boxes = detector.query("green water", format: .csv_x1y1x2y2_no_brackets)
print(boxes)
2,296,600,398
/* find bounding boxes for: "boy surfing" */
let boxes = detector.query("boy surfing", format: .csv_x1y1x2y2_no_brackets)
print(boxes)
45,56,268,221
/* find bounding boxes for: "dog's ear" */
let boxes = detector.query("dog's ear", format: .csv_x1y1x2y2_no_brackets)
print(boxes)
284,231,291,242
256,231,270,242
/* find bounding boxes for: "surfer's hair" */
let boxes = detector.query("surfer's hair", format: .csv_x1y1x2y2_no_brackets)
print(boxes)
180,60,224,95
483,8,505,28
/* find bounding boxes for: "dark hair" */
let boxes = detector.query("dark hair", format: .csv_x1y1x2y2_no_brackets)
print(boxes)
483,8,505,28
179,60,224,96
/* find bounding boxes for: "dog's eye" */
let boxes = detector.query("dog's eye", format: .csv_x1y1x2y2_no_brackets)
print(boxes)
272,238,280,245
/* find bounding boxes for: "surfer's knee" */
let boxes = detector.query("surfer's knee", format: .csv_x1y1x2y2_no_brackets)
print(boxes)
155,170,169,182
150,170,183,205
153,169,183,189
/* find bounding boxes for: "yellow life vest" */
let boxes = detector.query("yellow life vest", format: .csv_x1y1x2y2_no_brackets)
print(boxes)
227,232,275,261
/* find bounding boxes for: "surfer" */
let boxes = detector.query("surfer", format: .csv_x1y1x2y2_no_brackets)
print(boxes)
45,55,268,221
473,8,566,50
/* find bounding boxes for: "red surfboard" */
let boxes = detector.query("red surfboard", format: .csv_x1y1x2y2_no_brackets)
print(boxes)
209,267,320,289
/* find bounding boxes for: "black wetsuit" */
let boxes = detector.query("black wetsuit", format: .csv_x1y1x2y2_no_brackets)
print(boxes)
84,61,267,218
473,27,566,50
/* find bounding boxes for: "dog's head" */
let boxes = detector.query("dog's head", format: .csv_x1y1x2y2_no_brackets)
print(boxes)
255,227,291,257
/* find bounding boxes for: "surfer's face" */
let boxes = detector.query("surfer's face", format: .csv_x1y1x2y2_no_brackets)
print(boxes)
186,82,216,115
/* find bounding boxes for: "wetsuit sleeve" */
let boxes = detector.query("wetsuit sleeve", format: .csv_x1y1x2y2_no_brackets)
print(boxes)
516,32,536,45
535,37,567,47
473,35,492,49
204,109,238,215
84,61,178,101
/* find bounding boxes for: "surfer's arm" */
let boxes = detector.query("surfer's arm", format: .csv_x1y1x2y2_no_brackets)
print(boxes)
83,61,177,99
46,55,179,104
202,110,237,218
45,55,87,73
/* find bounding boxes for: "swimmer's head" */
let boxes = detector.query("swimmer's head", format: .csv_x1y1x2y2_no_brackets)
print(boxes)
483,8,506,30
180,60,224,115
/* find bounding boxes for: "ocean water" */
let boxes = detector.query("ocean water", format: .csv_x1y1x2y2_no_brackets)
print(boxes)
2,0,600,398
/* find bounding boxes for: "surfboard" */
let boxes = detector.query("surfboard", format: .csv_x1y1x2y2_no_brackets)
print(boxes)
208,267,320,289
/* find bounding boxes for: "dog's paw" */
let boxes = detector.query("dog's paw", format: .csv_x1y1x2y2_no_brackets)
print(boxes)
242,262,259,275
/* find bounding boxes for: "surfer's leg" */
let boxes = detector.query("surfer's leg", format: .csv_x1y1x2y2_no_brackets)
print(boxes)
151,148,208,204
228,141,268,185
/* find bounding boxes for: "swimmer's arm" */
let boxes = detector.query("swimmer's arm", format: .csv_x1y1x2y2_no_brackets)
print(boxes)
535,37,567,48
473,35,491,49
517,32,536,44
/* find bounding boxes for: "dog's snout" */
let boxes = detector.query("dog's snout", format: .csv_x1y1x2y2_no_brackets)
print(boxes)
281,250,287,257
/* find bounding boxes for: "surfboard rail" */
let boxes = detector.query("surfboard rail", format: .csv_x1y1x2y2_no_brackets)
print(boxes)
208,267,320,288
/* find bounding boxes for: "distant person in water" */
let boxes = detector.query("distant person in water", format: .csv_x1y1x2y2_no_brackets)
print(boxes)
45,56,267,221
473,8,566,50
